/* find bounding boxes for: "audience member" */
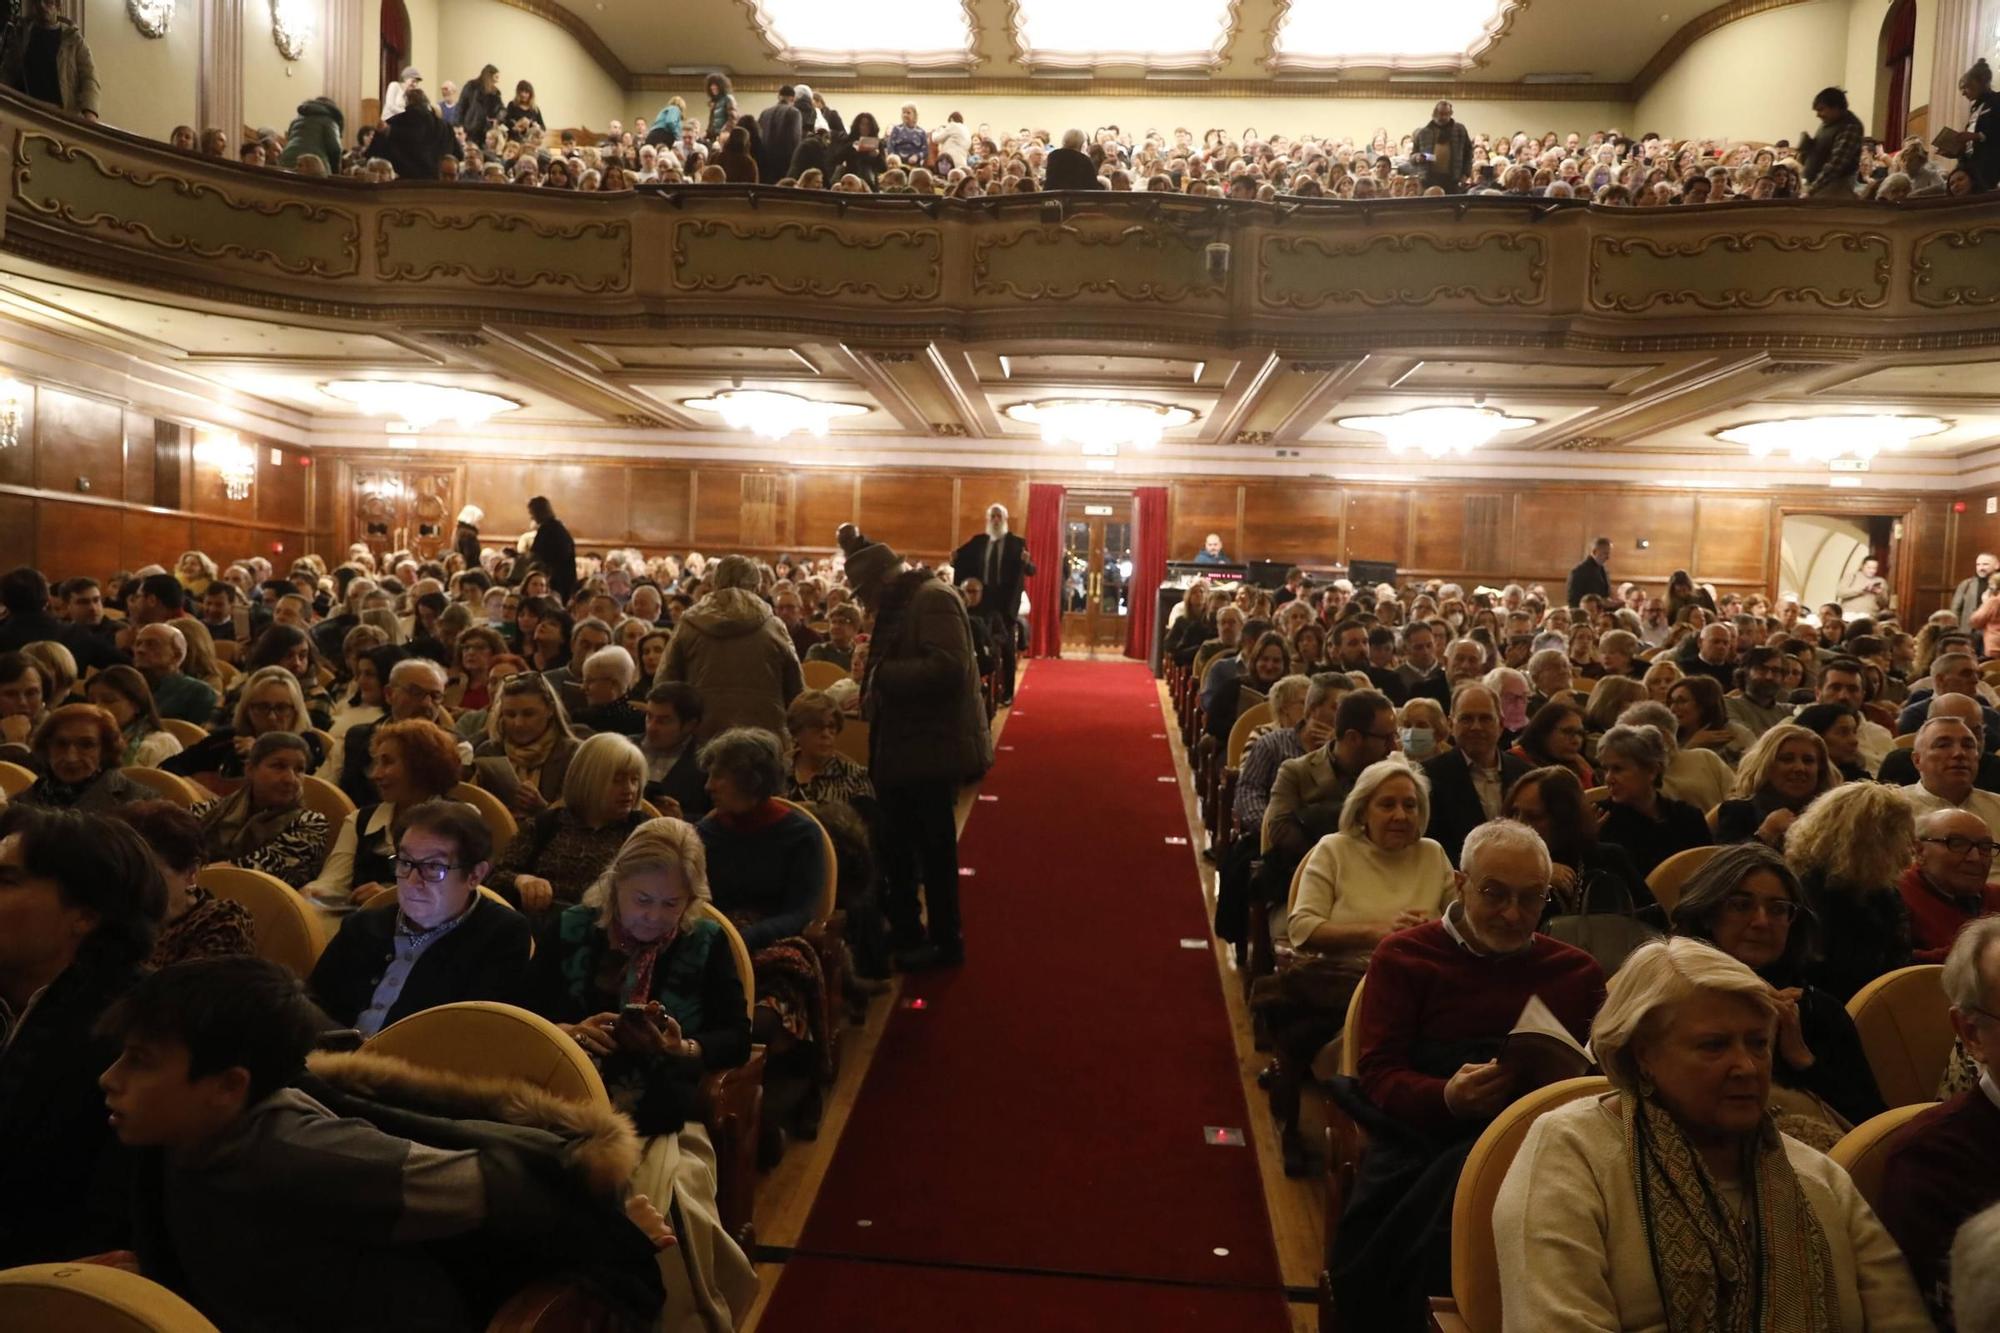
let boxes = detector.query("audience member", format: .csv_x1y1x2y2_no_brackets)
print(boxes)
306,718,465,905
1713,723,1836,847
655,554,802,742
191,730,331,887
1902,714,2000,838
487,732,649,913
113,800,255,968
472,671,582,817
1900,807,2000,962
1421,682,1527,866
1592,722,1712,880
1785,781,1915,1002
83,664,182,768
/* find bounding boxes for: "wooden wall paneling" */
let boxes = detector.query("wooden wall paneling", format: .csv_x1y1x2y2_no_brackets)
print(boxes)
1689,496,1771,584
1343,489,1410,566
628,467,692,546
120,508,191,571
1908,500,1952,603
1595,493,1696,582
1170,481,1240,560
953,475,1027,551
1410,491,1471,574
191,437,259,521
35,499,120,580
1512,492,1587,582
1239,482,1342,563
0,493,33,570
860,472,956,559
35,388,123,502
257,443,308,530
691,468,741,548
0,387,35,490
795,471,858,552
123,412,156,510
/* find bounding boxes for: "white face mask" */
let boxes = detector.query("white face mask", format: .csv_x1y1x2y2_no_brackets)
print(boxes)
1400,726,1437,759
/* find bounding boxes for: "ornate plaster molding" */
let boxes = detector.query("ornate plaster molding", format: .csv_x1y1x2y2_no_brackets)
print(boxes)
1630,0,1815,98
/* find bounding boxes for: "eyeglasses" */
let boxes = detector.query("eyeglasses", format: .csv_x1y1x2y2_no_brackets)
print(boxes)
394,856,465,884
1920,834,2000,858
247,701,296,716
1473,881,1551,914
1717,893,1802,921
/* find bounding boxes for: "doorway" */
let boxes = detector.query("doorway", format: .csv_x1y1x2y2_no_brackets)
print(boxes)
379,0,411,102
1061,493,1134,654
1779,513,1898,616
1878,0,1917,146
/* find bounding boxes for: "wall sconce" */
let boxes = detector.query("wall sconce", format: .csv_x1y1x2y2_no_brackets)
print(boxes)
0,380,24,449
195,430,256,501
269,0,313,59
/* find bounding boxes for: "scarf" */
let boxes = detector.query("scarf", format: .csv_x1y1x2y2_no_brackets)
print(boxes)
1625,1090,1838,1333
503,727,561,788
607,913,675,1007
199,786,308,861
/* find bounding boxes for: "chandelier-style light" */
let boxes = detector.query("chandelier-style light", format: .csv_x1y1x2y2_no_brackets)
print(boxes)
0,380,24,450
682,389,869,440
320,380,520,430
1716,414,1949,465
1004,398,1197,454
269,0,313,58
195,430,256,500
1336,405,1537,459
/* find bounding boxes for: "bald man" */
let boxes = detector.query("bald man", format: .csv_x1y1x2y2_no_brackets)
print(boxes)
1900,808,2000,962
1877,693,2000,790
132,622,217,725
1901,716,2000,840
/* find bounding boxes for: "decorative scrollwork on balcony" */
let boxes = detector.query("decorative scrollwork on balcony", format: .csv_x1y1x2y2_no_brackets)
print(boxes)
375,209,631,293
1258,230,1546,309
1911,227,2000,307
670,219,943,301
971,223,1222,302
1588,231,1892,313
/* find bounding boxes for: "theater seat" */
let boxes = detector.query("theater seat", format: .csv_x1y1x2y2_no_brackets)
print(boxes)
121,767,202,808
689,901,766,1246
0,760,33,797
0,1263,218,1332
158,719,209,749
1644,844,1720,915
1828,1103,1930,1213
832,718,869,767
299,773,357,825
800,659,849,691
368,1001,611,1109
773,797,845,1078
1846,964,1953,1107
196,863,326,976
450,781,521,859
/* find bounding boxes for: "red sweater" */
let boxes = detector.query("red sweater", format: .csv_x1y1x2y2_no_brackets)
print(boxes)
1896,864,2000,963
1355,917,1605,1140
1879,1087,2000,1327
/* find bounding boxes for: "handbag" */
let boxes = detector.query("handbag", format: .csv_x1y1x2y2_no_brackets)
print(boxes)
1540,864,1658,975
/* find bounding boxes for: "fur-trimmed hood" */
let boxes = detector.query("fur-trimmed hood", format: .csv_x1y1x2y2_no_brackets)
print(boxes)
305,1048,639,1196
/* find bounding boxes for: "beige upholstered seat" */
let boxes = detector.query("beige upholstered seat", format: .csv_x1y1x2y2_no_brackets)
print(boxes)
1847,964,1953,1108
196,863,327,975
449,781,521,859
298,773,357,825
1829,1103,1931,1213
120,766,201,808
1645,844,1720,915
368,1001,610,1108
801,659,849,691
0,760,34,797
158,718,208,748
0,1263,220,1332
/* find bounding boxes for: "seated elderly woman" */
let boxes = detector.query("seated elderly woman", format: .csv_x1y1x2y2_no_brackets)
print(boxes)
1593,722,1713,881
16,703,153,811
472,671,583,819
1504,765,1648,916
310,798,532,1036
1581,675,1648,751
1713,723,1837,848
1669,675,1756,766
112,800,255,969
164,665,327,789
1398,696,1448,762
784,689,875,807
696,726,833,1140
192,731,332,888
487,732,650,914
305,719,466,906
83,664,183,769
1667,843,1884,1147
1641,659,1683,704
0,804,164,1266
1328,819,1605,1327
1618,701,1736,813
1262,756,1455,1174
1510,699,1593,785
1785,781,1916,1003
1794,700,1871,783
571,646,645,737
529,817,759,1325
1493,937,1930,1332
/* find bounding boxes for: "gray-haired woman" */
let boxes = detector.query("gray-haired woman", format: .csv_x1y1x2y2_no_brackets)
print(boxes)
1594,722,1712,882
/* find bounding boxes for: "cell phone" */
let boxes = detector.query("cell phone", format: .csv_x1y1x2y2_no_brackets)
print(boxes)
620,1003,660,1027
856,136,879,152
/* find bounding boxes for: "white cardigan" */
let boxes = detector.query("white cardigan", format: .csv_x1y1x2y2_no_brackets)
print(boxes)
1492,1094,1932,1333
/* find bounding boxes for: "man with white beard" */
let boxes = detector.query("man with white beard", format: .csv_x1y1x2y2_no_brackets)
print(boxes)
951,503,1035,703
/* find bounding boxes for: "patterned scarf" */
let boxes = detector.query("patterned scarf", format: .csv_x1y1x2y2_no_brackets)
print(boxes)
1625,1090,1839,1333
198,785,308,861
607,913,675,1007
502,727,560,789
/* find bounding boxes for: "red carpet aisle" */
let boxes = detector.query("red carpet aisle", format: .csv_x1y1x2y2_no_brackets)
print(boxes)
758,659,1288,1329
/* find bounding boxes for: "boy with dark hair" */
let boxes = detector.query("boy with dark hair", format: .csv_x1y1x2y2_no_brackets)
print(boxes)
99,956,669,1331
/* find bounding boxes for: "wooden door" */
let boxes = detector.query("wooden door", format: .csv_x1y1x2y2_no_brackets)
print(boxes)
1060,495,1135,654
348,466,456,558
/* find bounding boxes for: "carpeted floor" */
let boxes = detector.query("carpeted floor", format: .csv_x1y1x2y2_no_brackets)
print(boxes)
758,659,1287,1326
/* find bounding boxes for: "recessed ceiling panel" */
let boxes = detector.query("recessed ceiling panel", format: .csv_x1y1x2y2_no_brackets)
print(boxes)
0,277,423,363
584,341,818,374
745,0,976,66
996,353,1211,384
1271,0,1524,73
1011,0,1234,69
1833,362,2000,399
1395,359,1654,393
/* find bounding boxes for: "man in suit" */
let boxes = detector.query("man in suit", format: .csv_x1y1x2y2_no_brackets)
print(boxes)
1421,683,1528,867
1952,552,1999,631
639,681,711,820
1043,128,1103,190
755,85,802,184
952,503,1035,704
1563,536,1612,609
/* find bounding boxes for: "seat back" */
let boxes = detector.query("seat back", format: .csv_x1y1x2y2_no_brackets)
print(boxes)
1337,974,1367,1078
1451,1077,1613,1333
691,900,757,1021
833,718,870,767
774,797,839,927
368,1001,610,1108
1828,1103,1931,1213
1226,703,1273,768
1846,964,1953,1107
0,759,34,796
638,798,665,820
158,718,209,748
120,767,201,808
449,781,520,859
195,863,327,975
298,774,357,825
1893,733,1916,750
1645,844,1720,916
801,659,849,691
1583,785,1608,804
0,1263,220,1332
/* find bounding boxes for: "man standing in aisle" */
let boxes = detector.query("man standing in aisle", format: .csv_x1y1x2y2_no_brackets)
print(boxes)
1411,100,1472,193
1952,552,1998,630
1564,536,1612,609
518,495,578,601
839,523,990,970
951,503,1035,705
756,85,801,184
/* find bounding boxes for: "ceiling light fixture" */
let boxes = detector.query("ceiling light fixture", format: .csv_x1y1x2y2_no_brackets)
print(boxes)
1005,398,1196,452
682,389,869,440
195,430,256,500
1716,414,1949,465
320,380,520,430
1336,404,1536,459
0,379,24,450
1273,0,1521,72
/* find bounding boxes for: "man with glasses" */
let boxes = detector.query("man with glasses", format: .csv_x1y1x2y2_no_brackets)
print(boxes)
308,799,529,1037
1329,819,1604,1327
133,622,218,726
1901,808,2000,962
1901,715,2000,841
1879,916,2000,1330
335,659,463,806
1261,688,1397,862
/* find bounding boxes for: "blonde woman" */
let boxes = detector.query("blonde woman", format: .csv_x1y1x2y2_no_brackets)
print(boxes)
165,664,323,784
1713,724,1836,848
19,639,77,705
1493,938,1930,1332
472,671,583,816
1784,782,1917,1002
529,818,759,1331
486,731,649,914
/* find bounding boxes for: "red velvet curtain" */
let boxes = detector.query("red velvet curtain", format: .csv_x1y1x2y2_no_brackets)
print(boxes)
1026,483,1065,659
1124,486,1168,661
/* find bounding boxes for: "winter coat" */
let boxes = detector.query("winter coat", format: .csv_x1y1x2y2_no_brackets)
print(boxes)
132,1049,663,1332
645,103,682,146
864,574,991,787
277,96,345,173
525,515,578,599
654,587,803,741
0,16,98,117
455,79,504,146
379,105,453,180
756,100,801,182
787,132,835,181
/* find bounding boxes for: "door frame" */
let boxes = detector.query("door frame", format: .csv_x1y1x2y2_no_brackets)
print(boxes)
1059,490,1135,654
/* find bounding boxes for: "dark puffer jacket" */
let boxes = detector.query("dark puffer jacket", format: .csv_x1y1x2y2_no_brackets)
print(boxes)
864,571,992,787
